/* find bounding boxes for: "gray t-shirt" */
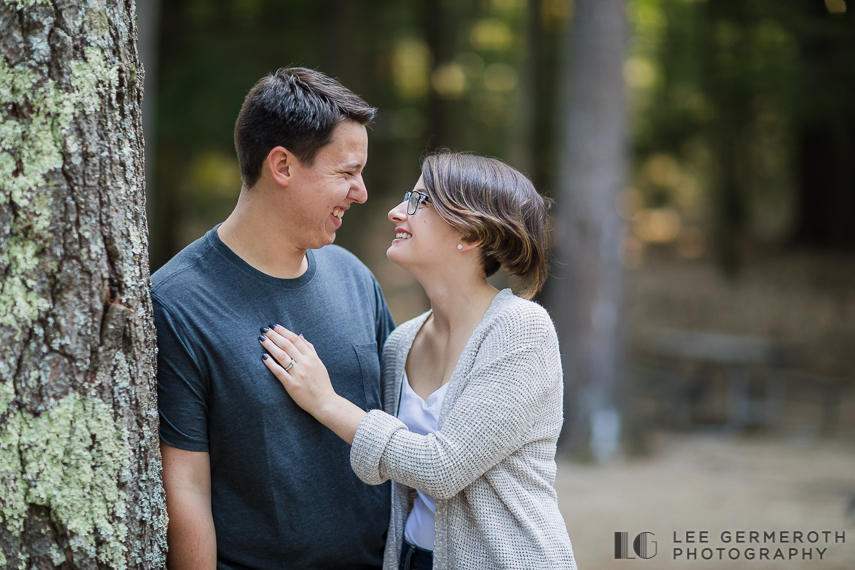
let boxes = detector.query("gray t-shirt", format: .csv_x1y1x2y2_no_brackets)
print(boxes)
152,226,394,570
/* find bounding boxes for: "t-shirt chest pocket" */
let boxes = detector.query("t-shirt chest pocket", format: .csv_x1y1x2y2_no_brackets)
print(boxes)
352,342,382,411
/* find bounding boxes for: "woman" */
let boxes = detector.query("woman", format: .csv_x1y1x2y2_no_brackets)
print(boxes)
258,153,576,570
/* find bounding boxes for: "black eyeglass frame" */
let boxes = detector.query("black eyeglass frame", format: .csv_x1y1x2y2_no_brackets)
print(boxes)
403,190,431,215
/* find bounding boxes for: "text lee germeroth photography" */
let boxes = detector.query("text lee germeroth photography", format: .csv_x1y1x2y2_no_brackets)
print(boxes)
615,530,848,563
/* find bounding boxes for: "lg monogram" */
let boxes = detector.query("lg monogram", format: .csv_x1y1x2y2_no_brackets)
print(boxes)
614,532,658,559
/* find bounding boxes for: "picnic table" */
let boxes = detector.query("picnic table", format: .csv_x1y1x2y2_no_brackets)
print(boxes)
638,329,797,430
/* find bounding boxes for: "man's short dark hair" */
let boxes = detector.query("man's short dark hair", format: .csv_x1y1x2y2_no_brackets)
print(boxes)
234,67,376,188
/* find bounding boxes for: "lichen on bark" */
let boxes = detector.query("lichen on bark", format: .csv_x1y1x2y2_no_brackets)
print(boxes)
18,393,131,567
0,0,167,567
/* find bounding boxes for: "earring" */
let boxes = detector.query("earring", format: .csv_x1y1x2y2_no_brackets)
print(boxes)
457,244,463,250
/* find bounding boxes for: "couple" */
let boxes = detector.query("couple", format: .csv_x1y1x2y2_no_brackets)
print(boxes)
153,67,576,570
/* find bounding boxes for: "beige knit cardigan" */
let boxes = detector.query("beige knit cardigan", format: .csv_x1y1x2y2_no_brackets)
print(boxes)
350,289,577,570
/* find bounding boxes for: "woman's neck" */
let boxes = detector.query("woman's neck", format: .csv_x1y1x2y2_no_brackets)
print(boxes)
422,276,500,338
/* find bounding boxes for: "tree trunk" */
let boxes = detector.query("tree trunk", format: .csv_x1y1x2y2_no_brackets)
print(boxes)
136,0,162,261
524,0,565,196
422,0,455,149
0,1,167,568
546,0,627,460
792,1,855,249
795,126,855,247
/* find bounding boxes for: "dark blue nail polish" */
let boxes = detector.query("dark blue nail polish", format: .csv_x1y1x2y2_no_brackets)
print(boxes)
269,323,278,329
262,354,269,361
258,335,266,342
260,327,269,333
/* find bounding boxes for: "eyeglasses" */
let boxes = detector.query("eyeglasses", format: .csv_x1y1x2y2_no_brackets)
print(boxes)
403,191,431,215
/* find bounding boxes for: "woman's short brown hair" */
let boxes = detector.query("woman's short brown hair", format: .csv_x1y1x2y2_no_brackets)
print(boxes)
420,152,551,299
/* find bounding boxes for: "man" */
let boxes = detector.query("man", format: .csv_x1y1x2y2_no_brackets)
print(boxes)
152,68,394,570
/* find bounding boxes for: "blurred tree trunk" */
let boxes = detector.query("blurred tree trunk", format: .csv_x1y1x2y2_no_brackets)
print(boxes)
146,0,183,272
422,0,455,149
324,0,365,94
546,0,627,460
0,1,167,567
524,0,566,195
137,0,163,262
703,2,751,276
793,1,855,248
796,126,855,247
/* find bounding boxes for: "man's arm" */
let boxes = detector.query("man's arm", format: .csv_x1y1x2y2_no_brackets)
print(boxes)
161,442,217,570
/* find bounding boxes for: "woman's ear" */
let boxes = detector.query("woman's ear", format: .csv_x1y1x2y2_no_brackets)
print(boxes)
456,240,481,252
267,146,294,187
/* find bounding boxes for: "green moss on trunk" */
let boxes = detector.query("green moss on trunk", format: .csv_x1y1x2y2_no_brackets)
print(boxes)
0,0,166,567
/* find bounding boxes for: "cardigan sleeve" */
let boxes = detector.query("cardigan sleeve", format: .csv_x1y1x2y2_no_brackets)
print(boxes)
350,337,560,499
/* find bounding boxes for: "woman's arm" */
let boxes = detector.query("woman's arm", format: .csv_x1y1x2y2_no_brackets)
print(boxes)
352,343,560,499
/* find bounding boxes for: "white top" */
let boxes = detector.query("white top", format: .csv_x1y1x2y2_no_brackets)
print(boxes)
396,371,450,550
351,289,576,570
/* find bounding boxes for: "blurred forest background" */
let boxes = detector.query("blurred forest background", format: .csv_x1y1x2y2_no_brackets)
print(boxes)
138,0,855,450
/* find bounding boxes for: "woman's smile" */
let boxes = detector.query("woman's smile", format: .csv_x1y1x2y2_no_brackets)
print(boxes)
393,228,413,241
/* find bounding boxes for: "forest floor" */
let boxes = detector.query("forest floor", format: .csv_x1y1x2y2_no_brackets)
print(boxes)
556,432,855,570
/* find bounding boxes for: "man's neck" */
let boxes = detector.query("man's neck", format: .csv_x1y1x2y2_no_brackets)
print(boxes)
217,189,308,279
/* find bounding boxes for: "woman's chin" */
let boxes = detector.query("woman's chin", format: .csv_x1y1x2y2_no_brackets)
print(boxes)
386,246,403,265
386,247,413,271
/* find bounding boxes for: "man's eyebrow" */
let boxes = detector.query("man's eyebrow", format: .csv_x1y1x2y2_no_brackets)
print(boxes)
341,162,363,171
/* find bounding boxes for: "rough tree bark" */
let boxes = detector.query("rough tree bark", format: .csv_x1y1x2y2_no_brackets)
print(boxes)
0,1,167,568
546,0,627,460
